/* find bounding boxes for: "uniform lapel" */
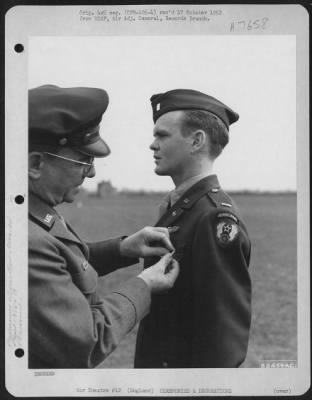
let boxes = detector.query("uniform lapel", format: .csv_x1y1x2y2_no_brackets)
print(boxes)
49,217,84,245
28,193,89,256
156,175,220,227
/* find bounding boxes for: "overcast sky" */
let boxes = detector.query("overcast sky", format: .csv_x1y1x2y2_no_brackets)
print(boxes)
28,35,296,192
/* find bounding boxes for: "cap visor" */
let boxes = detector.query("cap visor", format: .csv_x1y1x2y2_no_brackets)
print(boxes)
77,137,111,158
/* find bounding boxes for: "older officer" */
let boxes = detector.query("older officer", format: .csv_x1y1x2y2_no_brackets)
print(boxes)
28,85,179,369
134,89,252,368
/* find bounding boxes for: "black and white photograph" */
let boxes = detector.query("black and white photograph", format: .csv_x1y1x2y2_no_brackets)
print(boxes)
4,3,310,397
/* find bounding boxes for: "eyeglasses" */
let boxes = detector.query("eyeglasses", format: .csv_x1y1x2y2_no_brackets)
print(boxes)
43,152,94,174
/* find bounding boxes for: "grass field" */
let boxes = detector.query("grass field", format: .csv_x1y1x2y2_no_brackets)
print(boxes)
59,193,297,368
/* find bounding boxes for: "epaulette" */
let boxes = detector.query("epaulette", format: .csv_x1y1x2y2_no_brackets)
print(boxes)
206,188,234,209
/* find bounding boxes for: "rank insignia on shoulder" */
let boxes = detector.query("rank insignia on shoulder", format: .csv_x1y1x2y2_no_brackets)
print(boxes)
216,221,239,247
221,202,232,208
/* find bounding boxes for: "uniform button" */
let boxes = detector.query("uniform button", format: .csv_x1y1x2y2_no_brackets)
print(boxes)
183,198,189,204
162,361,168,367
172,211,177,216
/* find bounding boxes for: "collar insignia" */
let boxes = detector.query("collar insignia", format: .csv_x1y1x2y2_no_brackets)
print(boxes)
44,214,53,223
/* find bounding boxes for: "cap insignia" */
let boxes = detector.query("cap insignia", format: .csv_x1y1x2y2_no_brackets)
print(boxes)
82,130,98,144
59,137,67,145
156,103,161,111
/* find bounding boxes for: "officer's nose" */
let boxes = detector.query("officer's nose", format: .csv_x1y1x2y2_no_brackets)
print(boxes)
150,139,158,151
86,164,96,179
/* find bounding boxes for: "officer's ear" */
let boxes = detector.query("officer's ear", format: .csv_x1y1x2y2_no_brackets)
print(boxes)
28,152,44,179
190,130,206,153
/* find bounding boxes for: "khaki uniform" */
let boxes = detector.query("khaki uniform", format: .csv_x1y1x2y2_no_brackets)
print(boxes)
135,175,251,368
29,194,150,368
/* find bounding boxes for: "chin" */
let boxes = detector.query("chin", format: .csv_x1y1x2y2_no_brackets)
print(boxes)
154,167,169,176
63,189,79,203
63,196,76,204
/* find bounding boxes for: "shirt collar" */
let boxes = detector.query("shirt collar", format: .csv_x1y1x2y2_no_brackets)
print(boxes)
170,171,215,206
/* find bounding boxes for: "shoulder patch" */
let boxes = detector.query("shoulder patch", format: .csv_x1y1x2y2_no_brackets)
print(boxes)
216,220,239,247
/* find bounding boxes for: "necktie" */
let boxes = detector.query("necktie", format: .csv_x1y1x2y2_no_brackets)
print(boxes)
158,192,172,218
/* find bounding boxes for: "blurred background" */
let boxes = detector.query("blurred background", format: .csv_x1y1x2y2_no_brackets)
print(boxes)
30,34,297,368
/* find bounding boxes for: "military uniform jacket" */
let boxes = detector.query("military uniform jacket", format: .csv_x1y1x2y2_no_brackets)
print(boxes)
28,194,150,369
135,175,251,368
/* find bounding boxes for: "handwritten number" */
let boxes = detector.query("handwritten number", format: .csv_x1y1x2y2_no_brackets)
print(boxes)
262,17,269,29
230,17,269,32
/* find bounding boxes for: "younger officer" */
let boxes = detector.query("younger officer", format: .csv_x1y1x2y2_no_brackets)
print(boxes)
28,85,179,368
135,89,252,368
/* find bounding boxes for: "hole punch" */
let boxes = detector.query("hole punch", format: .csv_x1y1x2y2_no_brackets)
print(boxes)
15,195,24,204
15,348,24,358
14,43,24,53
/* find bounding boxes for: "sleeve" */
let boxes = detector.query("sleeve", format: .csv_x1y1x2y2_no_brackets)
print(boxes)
87,237,139,276
29,234,150,368
190,211,252,367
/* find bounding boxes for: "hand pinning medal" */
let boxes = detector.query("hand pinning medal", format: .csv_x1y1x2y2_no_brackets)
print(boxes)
164,250,176,274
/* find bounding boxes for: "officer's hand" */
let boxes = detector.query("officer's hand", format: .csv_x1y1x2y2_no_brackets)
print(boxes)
137,252,179,293
120,227,174,258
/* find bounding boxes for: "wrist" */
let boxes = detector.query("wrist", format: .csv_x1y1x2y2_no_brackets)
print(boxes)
137,272,152,291
119,236,129,257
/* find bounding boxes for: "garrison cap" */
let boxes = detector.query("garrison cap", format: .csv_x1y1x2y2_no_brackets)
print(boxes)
151,89,239,129
29,85,110,157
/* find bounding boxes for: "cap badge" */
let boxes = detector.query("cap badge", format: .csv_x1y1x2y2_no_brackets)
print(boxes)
59,137,67,145
216,221,238,247
156,103,161,111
